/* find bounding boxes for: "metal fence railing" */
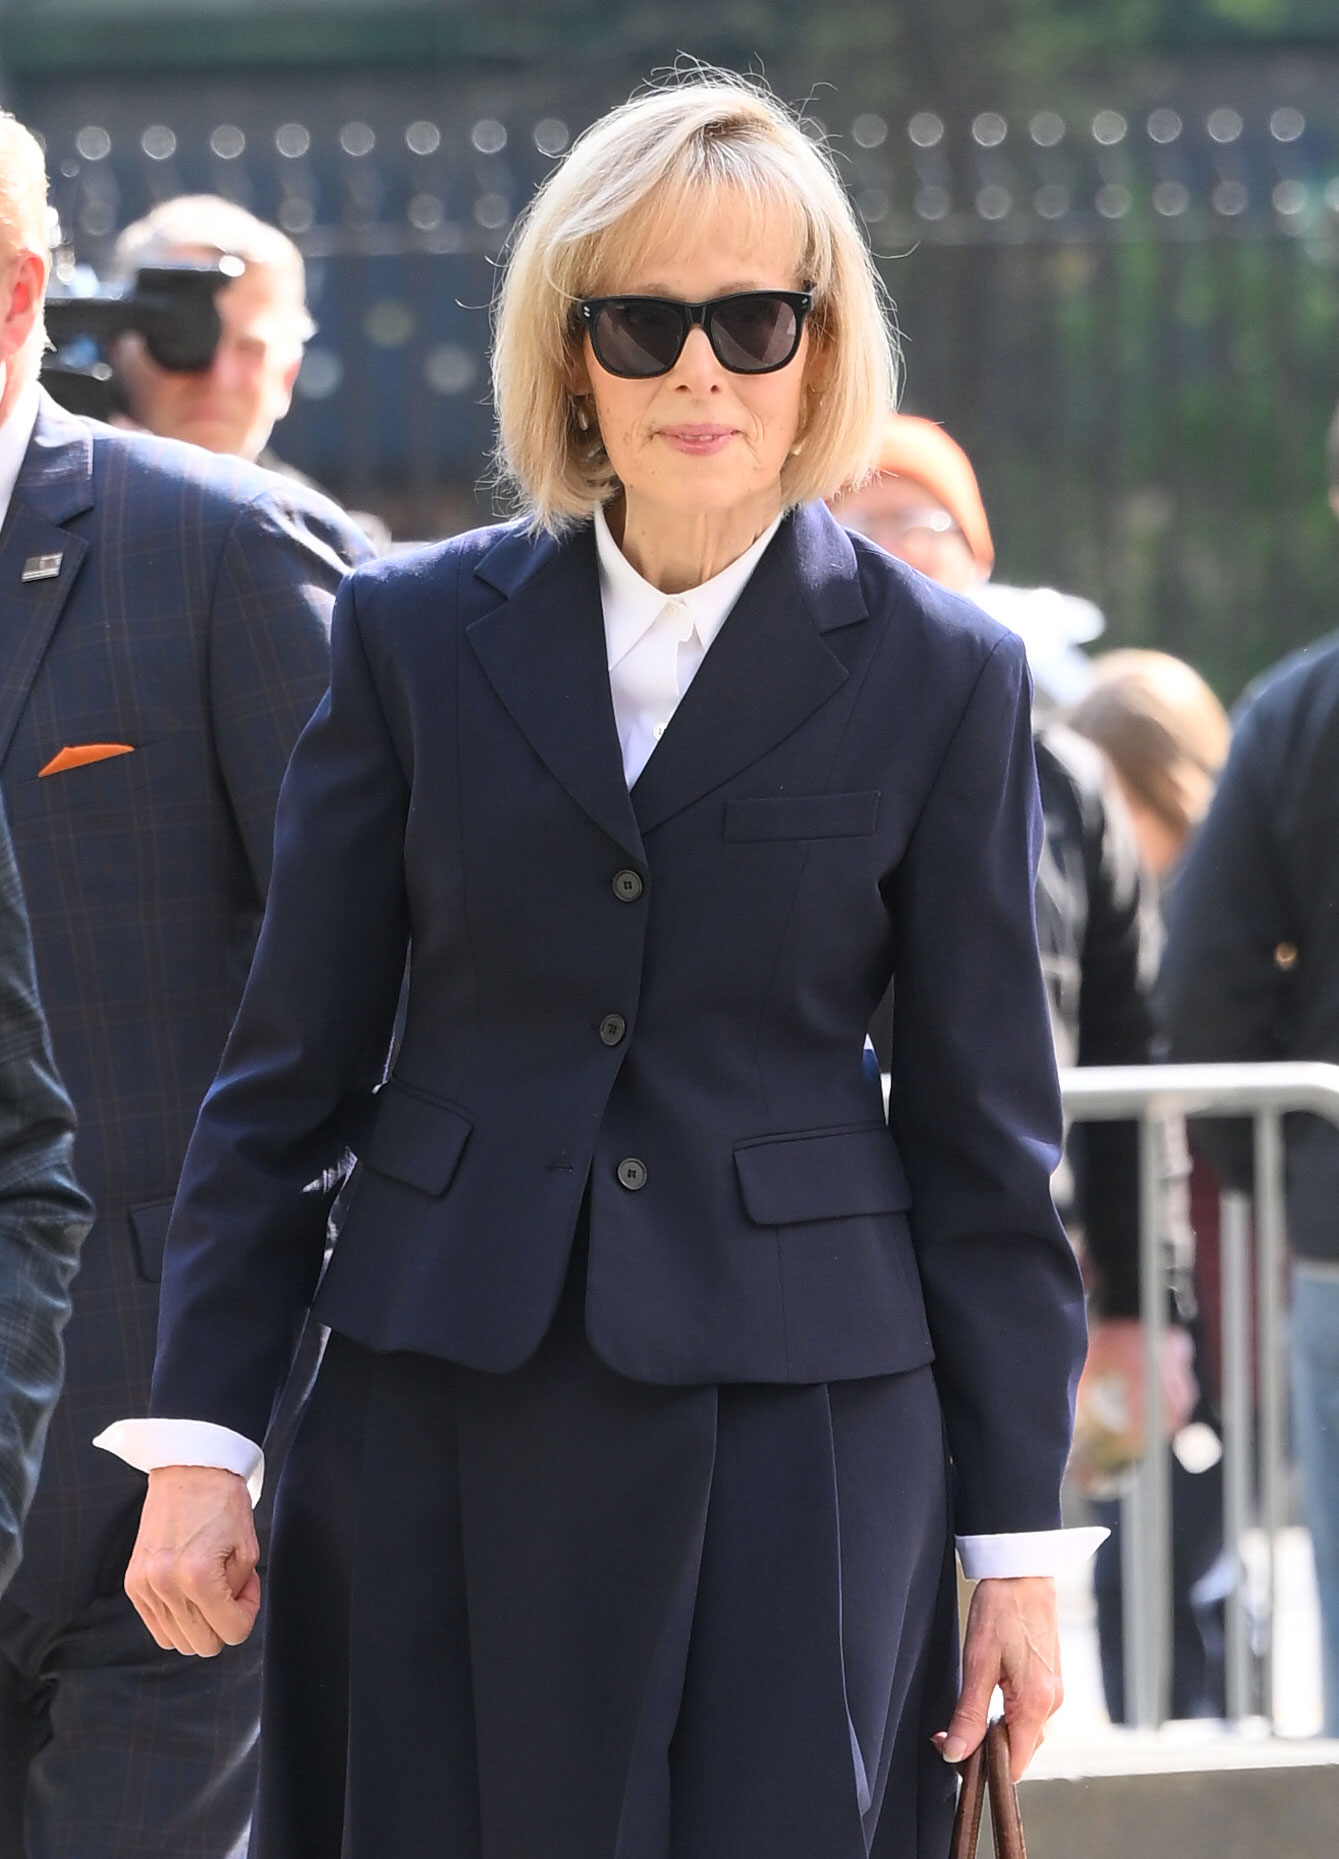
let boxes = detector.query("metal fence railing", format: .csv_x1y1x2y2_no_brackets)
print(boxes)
1059,1060,1339,1732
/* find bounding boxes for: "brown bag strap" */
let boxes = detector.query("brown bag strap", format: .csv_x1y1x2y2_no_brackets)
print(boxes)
947,1721,1028,1859
948,1739,987,1859
986,1720,1028,1859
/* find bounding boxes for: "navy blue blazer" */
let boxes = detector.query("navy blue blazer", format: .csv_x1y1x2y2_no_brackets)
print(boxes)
0,394,369,1615
153,502,1086,1535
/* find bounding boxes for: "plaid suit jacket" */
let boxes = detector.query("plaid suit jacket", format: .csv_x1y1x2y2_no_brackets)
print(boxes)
0,393,369,1617
0,782,93,1597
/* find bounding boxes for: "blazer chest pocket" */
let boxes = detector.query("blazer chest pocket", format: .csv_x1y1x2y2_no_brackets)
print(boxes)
361,1079,474,1197
724,790,880,842
734,1123,911,1226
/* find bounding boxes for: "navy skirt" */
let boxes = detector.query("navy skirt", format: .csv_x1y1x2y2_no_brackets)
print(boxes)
256,1242,959,1859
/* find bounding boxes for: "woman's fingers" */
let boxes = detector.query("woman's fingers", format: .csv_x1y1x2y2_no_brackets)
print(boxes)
124,1465,262,1657
940,1616,1000,1761
941,1575,1064,1780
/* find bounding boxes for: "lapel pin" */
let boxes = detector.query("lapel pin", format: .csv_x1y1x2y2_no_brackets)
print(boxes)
21,553,63,582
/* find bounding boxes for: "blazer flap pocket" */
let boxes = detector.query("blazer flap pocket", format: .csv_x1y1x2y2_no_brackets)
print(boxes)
734,1124,911,1226
724,791,880,841
129,1197,176,1283
362,1080,473,1197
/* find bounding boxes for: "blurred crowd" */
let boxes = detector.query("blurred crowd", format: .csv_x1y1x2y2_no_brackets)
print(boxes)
0,93,1337,1859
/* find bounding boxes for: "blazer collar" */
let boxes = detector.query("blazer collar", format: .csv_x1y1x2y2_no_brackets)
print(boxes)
466,501,868,850
0,391,94,768
629,502,864,834
467,522,646,863
11,389,95,526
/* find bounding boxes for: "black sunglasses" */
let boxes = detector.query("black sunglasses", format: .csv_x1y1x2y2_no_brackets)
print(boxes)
577,290,814,379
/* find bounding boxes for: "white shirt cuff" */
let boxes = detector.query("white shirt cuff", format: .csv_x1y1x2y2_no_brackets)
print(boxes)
955,1526,1109,1579
93,1418,265,1507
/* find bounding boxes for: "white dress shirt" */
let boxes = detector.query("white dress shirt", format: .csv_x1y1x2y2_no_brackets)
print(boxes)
96,505,1104,1576
0,380,41,530
597,504,784,784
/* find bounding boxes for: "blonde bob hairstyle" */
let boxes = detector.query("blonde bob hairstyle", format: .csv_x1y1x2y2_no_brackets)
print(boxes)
492,74,899,533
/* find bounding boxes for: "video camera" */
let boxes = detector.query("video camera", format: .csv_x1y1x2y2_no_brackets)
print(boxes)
41,256,244,420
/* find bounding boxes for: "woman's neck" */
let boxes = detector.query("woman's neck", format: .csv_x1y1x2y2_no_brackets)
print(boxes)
610,491,782,594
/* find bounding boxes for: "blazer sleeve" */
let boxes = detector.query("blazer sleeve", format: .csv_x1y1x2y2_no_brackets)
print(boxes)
208,485,373,895
151,572,411,1444
0,792,94,1593
887,633,1088,1536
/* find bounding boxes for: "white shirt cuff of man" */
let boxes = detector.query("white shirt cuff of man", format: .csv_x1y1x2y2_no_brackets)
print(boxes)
95,1422,1110,1574
93,1417,265,1507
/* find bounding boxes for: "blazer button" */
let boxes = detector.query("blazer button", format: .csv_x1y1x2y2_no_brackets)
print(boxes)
616,1156,647,1191
612,869,644,902
599,1013,627,1046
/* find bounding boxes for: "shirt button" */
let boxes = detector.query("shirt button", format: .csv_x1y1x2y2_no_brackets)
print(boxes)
616,1156,648,1191
612,869,643,902
653,721,668,741
599,1013,627,1046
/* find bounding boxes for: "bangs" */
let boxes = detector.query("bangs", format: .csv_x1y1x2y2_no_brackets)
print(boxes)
561,156,832,311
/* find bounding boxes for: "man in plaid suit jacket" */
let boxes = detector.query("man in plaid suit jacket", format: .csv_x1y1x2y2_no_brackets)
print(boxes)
0,789,94,1599
0,116,371,1855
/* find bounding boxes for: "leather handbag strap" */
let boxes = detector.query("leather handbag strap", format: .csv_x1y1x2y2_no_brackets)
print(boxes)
947,1721,1028,1859
948,1739,987,1859
986,1720,1028,1859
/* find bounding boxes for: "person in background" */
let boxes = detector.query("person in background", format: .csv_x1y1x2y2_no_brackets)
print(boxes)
0,115,371,1858
1157,612,1339,1736
834,421,1210,1719
1068,649,1233,1722
0,790,94,1597
829,412,1104,709
109,196,391,553
109,194,314,474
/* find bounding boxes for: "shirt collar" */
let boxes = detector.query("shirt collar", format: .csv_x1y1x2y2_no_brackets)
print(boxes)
0,379,40,531
594,504,784,671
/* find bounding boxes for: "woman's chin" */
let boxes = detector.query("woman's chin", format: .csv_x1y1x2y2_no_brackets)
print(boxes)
624,463,783,520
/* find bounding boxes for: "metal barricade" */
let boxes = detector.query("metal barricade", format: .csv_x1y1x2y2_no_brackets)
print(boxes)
1058,1061,1339,1731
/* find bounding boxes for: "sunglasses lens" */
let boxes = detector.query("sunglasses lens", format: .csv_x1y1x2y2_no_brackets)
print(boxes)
710,295,801,372
592,301,686,377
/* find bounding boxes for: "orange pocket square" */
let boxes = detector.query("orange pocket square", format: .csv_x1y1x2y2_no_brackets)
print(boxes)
39,744,135,777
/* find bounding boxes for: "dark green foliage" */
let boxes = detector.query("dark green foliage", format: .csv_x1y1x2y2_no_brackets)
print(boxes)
890,231,1339,702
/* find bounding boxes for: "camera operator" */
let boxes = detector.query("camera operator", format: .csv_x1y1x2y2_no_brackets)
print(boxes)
108,195,315,474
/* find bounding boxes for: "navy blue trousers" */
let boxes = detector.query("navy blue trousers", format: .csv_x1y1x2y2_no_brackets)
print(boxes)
257,1245,959,1859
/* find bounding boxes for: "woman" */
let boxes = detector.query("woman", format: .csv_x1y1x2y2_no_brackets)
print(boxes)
113,77,1093,1858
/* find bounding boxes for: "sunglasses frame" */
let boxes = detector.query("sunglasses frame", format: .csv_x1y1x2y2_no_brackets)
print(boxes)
576,290,815,379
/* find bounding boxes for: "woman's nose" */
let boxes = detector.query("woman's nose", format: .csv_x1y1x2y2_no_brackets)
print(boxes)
670,326,723,390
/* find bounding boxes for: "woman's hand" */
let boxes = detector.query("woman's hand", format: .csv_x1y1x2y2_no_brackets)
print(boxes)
124,1465,260,1656
937,1575,1063,1781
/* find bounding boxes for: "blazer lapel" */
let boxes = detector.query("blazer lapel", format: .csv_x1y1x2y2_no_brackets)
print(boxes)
467,523,645,863
630,504,864,836
0,394,93,769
